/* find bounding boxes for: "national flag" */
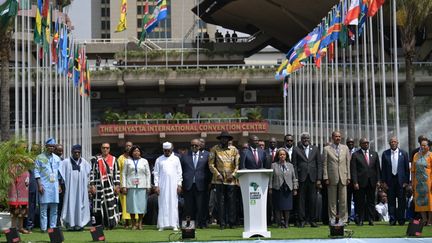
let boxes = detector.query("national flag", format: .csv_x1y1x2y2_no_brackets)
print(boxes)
286,38,306,63
286,58,304,75
368,0,385,17
62,27,69,74
283,77,288,97
41,0,49,17
80,62,91,97
115,0,127,32
0,0,18,30
358,0,369,35
345,0,360,25
73,46,80,87
319,3,342,49
138,0,149,46
156,0,167,22
145,0,168,34
52,17,59,64
42,4,51,53
303,27,321,59
33,0,43,44
275,59,288,80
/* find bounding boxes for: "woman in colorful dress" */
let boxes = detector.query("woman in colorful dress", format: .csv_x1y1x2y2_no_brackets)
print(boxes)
121,145,151,230
412,137,432,225
8,167,30,234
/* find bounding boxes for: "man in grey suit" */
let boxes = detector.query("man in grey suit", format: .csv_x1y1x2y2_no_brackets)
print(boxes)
292,132,322,227
323,131,351,223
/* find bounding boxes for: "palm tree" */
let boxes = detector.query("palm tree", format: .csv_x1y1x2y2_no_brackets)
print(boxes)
398,0,432,151
0,23,12,141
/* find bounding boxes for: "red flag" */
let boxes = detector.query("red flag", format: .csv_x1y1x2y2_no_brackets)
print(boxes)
42,0,49,18
329,42,335,61
368,0,385,17
345,0,360,25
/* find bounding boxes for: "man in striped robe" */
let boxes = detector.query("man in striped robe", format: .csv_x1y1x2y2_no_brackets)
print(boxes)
90,143,120,229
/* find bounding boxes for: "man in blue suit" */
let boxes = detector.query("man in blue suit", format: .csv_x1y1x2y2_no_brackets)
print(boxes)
240,135,269,169
381,136,410,225
180,138,211,228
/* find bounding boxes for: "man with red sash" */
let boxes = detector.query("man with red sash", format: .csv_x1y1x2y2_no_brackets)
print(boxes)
90,143,120,229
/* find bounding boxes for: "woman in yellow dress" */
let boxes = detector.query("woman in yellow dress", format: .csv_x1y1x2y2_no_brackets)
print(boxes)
412,137,432,225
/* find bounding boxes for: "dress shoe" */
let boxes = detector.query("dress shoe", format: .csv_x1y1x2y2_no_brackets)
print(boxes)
229,224,235,229
389,220,396,226
310,222,319,228
173,227,179,231
355,221,364,226
368,221,374,226
398,221,405,226
298,221,305,228
220,225,225,230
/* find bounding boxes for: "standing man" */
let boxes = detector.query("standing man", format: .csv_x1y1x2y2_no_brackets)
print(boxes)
267,137,278,163
181,139,211,228
381,137,410,225
208,131,240,229
154,142,183,231
346,137,357,222
117,141,136,228
350,138,381,226
59,145,92,231
323,131,351,223
34,138,62,232
292,132,322,227
90,143,120,229
240,135,268,169
258,140,266,150
284,134,295,163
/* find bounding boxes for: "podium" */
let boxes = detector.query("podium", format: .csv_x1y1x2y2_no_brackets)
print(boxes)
237,169,273,238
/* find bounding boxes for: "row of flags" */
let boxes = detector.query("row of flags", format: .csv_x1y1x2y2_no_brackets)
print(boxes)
275,0,385,81
32,0,90,97
114,0,168,45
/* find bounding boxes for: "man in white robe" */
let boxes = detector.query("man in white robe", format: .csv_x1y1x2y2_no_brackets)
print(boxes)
154,142,183,231
59,144,92,230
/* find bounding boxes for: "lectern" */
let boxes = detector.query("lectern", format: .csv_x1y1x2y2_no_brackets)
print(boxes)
237,169,273,238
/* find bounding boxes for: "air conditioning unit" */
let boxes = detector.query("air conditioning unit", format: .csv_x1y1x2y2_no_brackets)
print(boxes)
91,91,101,99
243,90,257,102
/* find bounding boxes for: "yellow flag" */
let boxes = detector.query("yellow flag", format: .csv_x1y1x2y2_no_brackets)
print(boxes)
115,0,127,32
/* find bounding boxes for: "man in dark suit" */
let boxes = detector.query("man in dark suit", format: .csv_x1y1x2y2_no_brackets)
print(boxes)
350,138,381,226
180,138,211,228
240,135,269,169
267,137,278,163
284,134,295,163
346,137,357,223
381,136,410,225
292,132,322,227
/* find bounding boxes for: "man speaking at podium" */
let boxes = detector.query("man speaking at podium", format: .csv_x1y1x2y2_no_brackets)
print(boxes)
240,135,269,170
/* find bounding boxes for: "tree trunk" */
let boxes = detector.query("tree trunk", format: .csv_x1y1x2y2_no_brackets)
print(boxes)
0,25,12,141
404,53,415,153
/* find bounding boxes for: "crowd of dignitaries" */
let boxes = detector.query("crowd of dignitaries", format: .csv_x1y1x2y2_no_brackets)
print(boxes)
7,132,432,234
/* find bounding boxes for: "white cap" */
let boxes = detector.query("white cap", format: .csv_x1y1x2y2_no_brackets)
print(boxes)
162,142,173,150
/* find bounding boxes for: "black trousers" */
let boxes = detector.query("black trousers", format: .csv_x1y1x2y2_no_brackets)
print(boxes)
215,184,237,226
354,183,376,222
298,177,317,223
183,184,207,226
347,183,354,220
388,175,406,223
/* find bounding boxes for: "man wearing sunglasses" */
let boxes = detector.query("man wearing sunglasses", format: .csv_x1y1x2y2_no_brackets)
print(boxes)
180,139,211,228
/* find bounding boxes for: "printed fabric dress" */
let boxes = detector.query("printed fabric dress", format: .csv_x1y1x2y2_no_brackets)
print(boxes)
412,151,432,212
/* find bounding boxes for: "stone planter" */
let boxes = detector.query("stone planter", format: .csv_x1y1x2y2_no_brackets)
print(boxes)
0,212,11,230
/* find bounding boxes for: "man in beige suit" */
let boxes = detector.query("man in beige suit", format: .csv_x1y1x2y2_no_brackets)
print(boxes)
323,131,351,223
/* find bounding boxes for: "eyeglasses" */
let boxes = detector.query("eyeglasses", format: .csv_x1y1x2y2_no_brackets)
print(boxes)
102,147,110,149
285,140,293,142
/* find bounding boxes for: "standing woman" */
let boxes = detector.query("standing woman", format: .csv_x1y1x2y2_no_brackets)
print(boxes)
412,137,432,225
269,148,298,228
121,145,151,230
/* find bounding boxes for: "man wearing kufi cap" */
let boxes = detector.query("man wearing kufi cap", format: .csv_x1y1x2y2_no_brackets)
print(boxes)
154,142,183,231
34,138,62,232
59,144,92,230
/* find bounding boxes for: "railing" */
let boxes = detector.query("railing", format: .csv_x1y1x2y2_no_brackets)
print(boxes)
116,117,249,125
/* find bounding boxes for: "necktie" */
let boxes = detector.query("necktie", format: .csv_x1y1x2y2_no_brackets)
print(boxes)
335,145,339,156
193,153,198,168
392,151,397,175
364,150,369,165
253,149,259,165
271,150,275,161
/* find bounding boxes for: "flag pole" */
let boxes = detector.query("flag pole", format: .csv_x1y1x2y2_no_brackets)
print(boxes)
379,7,388,146
335,41,340,131
392,0,400,139
27,4,32,148
349,45,354,138
355,25,361,139
325,55,329,141
21,8,26,139
14,14,19,138
369,17,378,151
362,23,369,140
331,48,335,132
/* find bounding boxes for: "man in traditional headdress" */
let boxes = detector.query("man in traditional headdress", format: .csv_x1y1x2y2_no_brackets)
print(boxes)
59,144,92,230
34,138,62,232
90,143,120,229
154,142,183,231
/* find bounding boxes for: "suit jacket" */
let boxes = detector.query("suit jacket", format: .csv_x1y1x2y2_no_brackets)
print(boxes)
350,149,381,188
292,144,322,183
323,144,351,186
266,148,278,164
270,162,298,191
240,147,269,169
180,150,211,191
381,148,410,188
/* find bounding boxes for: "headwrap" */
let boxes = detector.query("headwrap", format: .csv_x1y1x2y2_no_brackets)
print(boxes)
162,142,173,150
45,138,56,145
71,144,82,152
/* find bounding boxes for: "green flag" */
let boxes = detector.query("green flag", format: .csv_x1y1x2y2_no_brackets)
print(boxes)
0,0,18,30
138,0,149,46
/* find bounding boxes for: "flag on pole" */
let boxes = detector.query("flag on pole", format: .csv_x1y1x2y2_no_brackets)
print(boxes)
115,0,127,32
345,0,360,25
0,0,18,30
42,3,51,53
33,0,43,44
41,0,49,17
138,0,149,46
145,0,168,34
156,0,167,21
73,46,81,87
52,17,59,64
368,0,385,17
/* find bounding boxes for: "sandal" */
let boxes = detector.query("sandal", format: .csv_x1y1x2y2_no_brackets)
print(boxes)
19,228,31,234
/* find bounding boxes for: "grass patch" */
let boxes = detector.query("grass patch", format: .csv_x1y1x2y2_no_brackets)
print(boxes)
6,222,432,242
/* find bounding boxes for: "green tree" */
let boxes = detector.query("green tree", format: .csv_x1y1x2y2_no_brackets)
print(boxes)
0,24,12,141
398,0,432,151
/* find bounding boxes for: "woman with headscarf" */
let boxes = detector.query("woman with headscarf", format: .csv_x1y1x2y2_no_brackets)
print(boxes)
269,148,298,228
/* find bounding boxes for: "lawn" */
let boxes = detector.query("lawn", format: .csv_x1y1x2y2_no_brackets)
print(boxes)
3,222,432,242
